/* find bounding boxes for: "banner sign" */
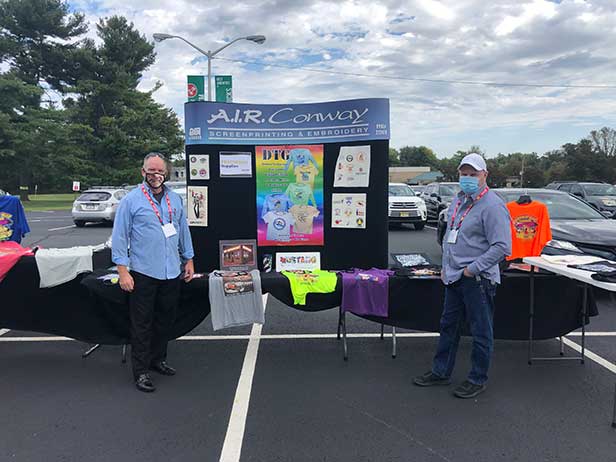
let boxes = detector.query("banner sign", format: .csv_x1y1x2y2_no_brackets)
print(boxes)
187,75,205,102
215,75,233,103
185,98,389,145
256,144,324,247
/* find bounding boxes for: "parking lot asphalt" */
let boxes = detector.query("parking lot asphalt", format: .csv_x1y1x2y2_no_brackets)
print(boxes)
3,218,616,461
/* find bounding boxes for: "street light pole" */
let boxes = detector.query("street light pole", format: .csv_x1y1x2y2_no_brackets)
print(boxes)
153,33,266,101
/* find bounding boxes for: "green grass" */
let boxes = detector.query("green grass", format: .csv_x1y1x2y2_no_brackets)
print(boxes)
20,193,77,212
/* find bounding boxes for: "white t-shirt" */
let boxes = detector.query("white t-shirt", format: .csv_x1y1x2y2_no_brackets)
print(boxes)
35,246,94,288
263,211,295,242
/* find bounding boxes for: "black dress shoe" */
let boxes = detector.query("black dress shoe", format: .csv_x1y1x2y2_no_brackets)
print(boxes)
135,373,155,393
150,361,176,376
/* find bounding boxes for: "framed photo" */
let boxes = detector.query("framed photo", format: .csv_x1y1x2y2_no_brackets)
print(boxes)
187,186,208,227
219,239,258,271
188,154,210,180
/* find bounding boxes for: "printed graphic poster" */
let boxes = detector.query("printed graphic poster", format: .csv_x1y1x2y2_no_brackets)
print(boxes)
256,145,324,246
220,152,252,178
332,193,367,229
333,145,371,187
275,252,321,272
187,186,208,227
188,154,210,180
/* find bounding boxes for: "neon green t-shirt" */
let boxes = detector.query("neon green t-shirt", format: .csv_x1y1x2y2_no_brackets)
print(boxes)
282,270,338,305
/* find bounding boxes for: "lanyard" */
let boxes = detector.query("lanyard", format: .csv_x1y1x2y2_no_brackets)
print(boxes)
450,186,489,230
141,185,172,225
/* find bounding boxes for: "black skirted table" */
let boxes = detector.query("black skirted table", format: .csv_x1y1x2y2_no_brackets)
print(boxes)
0,260,598,355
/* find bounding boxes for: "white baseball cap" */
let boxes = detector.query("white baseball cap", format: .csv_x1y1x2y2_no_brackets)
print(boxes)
459,153,487,172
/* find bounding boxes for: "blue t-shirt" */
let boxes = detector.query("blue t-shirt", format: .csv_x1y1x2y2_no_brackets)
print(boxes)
0,195,30,244
285,148,319,171
261,193,292,219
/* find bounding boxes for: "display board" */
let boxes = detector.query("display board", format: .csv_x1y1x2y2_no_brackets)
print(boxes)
185,98,390,272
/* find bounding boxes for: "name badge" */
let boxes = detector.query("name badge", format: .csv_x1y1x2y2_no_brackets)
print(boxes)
162,223,177,238
447,229,459,244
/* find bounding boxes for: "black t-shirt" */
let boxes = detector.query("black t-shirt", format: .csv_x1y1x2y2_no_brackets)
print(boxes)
153,190,165,203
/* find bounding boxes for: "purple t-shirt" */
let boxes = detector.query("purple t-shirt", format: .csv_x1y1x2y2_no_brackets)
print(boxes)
340,268,394,317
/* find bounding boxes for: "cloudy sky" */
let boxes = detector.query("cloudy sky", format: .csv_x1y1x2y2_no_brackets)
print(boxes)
68,0,616,158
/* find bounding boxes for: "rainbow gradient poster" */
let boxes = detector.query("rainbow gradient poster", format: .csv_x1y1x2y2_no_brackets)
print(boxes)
256,145,324,247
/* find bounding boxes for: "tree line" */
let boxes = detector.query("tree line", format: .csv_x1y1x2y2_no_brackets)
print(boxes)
390,127,616,187
0,0,183,200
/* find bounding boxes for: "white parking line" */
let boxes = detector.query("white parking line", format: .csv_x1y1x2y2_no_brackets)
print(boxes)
47,225,75,231
426,225,437,230
219,294,268,462
0,329,10,336
561,337,616,375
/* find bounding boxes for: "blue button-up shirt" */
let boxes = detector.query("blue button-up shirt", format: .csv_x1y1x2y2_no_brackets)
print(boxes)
112,182,194,280
442,188,512,285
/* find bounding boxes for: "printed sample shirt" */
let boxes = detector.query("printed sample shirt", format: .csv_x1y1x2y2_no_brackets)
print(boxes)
0,195,30,243
112,182,194,280
0,241,34,282
282,270,338,305
290,205,319,234
261,193,292,219
285,183,316,207
506,201,552,260
294,164,318,188
340,268,394,317
35,246,94,288
208,270,265,330
285,148,319,171
263,211,295,242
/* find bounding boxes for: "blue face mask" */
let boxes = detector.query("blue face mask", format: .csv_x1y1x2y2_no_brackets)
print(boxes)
459,176,480,195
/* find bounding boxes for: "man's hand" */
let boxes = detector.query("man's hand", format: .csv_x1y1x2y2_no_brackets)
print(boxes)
463,267,474,278
117,266,134,292
183,259,195,283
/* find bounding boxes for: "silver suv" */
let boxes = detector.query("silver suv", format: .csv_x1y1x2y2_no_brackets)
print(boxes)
72,187,128,227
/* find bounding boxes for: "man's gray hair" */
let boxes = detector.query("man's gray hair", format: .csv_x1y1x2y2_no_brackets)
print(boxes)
143,152,168,170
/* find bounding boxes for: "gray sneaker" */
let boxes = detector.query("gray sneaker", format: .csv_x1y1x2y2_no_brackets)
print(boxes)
453,380,486,399
413,371,452,387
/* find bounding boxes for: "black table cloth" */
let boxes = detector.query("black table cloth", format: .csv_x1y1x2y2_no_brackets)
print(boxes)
0,259,599,344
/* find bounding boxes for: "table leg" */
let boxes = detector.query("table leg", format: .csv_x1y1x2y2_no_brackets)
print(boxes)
381,323,384,340
122,344,127,364
612,383,616,428
337,306,342,340
342,311,348,361
581,284,587,365
528,266,535,365
391,326,397,359
559,337,564,356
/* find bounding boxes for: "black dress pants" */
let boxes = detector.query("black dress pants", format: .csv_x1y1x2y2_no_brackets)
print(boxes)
129,271,181,379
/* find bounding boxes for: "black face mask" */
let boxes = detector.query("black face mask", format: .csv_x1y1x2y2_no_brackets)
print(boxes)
144,172,165,190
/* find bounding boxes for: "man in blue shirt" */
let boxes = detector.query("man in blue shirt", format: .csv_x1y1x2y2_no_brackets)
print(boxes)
414,154,511,398
112,153,195,393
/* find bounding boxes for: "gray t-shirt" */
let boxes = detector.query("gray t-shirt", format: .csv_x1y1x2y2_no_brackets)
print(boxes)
208,270,265,330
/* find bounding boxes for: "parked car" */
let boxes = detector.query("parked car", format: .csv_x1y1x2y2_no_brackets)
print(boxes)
546,182,616,218
437,188,616,260
72,187,128,227
388,183,427,230
421,182,461,222
409,185,426,196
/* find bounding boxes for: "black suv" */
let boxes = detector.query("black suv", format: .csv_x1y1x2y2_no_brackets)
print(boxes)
437,188,616,260
421,182,461,222
546,182,616,218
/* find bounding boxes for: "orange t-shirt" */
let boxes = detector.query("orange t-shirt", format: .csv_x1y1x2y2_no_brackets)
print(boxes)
506,201,552,261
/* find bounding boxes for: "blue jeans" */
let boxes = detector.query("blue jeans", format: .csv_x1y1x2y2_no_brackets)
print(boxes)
432,275,497,385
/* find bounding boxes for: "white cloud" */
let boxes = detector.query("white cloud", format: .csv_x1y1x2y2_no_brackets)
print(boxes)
56,0,616,156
